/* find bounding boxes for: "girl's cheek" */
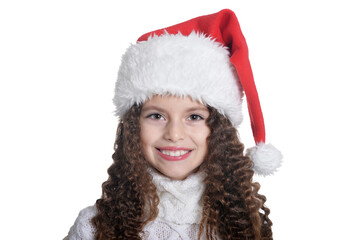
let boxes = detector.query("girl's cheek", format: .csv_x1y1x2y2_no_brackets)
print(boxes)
142,123,165,137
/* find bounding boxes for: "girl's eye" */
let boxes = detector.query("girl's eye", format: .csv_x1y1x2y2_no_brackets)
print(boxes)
188,114,204,121
147,113,164,120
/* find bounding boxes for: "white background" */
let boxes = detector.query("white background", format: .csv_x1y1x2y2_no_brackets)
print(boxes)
1,0,360,239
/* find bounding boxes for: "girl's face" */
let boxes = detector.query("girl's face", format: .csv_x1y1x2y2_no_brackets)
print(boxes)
140,95,210,180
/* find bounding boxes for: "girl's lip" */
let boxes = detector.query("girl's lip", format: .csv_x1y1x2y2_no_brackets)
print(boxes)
155,147,193,161
157,146,192,151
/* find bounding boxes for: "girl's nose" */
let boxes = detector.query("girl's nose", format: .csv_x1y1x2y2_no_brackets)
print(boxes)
163,120,185,142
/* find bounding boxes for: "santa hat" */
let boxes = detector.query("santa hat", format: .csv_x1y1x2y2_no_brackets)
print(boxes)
113,9,282,176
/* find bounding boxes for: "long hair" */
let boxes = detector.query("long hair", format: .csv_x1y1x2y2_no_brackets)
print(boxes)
91,104,273,239
198,107,273,240
91,105,159,239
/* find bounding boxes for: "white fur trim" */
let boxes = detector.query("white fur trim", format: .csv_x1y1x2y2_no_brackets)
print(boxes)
113,31,243,126
246,143,282,176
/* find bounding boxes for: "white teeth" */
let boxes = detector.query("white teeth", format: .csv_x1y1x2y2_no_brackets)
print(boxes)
160,150,189,156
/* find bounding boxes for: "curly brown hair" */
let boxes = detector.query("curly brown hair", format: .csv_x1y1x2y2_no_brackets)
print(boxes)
198,107,272,240
91,104,273,240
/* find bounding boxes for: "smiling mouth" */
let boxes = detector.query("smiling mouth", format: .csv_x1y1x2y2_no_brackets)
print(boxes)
155,148,193,161
156,148,192,156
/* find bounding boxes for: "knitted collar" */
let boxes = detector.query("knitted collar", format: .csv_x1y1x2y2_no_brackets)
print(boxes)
148,168,206,225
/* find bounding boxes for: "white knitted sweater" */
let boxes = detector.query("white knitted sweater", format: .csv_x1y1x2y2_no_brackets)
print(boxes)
65,169,206,240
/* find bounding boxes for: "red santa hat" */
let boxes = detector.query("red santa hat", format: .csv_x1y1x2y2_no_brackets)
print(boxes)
113,9,282,176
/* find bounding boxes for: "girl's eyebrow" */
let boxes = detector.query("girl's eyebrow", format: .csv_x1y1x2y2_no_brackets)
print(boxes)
141,105,166,112
142,105,208,113
185,107,209,113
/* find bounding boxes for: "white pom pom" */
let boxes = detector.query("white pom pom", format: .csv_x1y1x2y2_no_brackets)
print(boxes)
246,142,282,176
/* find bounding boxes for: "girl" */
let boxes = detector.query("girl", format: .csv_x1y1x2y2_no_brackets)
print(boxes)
65,9,282,240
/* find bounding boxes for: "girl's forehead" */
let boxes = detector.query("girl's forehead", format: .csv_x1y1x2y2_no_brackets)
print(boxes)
142,95,208,111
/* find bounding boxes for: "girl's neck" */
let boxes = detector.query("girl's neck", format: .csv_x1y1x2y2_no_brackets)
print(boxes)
148,167,206,225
